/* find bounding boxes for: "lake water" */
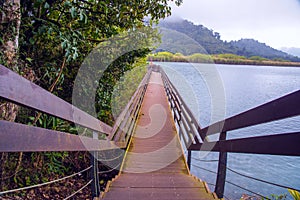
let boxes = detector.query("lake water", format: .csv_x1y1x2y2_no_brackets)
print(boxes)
156,62,300,200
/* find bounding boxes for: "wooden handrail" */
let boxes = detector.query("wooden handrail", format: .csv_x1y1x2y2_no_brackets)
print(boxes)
159,64,300,156
0,63,150,198
158,64,300,198
109,68,151,145
199,89,300,136
0,120,117,152
0,64,150,152
189,131,300,156
0,64,112,135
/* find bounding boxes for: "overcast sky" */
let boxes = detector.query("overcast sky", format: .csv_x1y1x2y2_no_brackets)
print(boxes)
170,0,300,49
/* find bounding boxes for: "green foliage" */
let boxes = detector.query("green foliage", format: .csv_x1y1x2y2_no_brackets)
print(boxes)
272,58,289,62
259,194,287,200
188,53,213,63
149,51,175,61
249,56,269,61
215,53,246,60
27,114,78,134
269,194,287,200
149,51,300,66
44,152,69,175
288,189,300,200
111,58,147,118
17,0,182,101
1,0,183,196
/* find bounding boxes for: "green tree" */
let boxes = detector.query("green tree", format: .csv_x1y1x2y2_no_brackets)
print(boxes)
0,0,183,194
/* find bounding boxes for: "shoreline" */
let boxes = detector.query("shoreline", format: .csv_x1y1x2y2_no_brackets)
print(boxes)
149,59,300,67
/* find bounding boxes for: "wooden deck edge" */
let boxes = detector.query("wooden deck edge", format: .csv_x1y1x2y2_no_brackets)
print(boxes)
174,125,191,175
114,73,150,176
99,174,122,199
190,174,221,199
117,110,141,176
212,192,220,199
105,180,112,193
99,180,112,199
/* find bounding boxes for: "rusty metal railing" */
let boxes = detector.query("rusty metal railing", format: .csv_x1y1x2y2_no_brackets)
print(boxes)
0,64,151,198
159,65,300,198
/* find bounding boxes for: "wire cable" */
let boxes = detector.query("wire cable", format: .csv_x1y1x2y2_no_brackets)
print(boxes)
63,179,92,200
192,157,219,162
98,163,121,174
225,180,270,200
0,166,92,195
206,182,216,186
223,194,232,200
192,160,300,192
97,152,124,162
191,164,217,174
191,163,300,199
225,165,300,192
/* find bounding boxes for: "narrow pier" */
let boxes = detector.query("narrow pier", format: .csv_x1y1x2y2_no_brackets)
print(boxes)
101,72,217,200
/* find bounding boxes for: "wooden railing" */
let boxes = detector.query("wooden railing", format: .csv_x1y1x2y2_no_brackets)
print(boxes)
0,64,151,198
159,65,300,198
2,62,299,199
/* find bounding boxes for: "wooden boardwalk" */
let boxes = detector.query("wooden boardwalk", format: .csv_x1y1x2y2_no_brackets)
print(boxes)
101,72,217,200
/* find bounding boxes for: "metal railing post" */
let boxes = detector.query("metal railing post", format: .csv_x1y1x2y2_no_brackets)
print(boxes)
187,149,192,170
215,131,227,198
91,132,100,198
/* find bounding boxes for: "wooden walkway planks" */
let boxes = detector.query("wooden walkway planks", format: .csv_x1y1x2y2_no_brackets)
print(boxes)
101,72,217,200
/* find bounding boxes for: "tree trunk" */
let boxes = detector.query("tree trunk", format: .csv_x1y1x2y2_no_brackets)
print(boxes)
0,0,21,191
1,0,20,69
0,0,21,121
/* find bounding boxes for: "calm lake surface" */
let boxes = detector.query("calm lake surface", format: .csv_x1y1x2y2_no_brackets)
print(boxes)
156,62,300,200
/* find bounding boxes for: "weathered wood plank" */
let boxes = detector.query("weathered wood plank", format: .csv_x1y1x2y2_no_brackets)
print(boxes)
189,132,300,156
0,64,112,134
199,90,300,136
0,120,118,152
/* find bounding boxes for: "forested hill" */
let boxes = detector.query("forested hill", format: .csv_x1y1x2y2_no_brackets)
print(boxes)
158,19,300,62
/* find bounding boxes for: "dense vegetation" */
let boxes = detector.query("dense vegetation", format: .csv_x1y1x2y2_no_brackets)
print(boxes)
157,19,300,62
148,52,300,67
0,0,182,198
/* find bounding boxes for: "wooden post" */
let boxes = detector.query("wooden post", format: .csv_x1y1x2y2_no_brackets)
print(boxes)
215,131,227,198
91,132,100,198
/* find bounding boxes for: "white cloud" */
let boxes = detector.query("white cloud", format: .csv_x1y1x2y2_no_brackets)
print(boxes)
170,0,300,48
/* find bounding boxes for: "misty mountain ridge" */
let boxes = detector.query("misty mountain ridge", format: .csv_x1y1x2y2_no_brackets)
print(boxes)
157,18,300,62
281,47,300,57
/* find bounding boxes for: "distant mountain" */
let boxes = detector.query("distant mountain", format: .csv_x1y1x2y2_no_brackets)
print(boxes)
281,47,300,57
157,19,300,62
158,19,237,55
229,39,300,61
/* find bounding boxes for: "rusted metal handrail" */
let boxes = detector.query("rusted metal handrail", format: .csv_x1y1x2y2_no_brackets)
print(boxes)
158,64,300,198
